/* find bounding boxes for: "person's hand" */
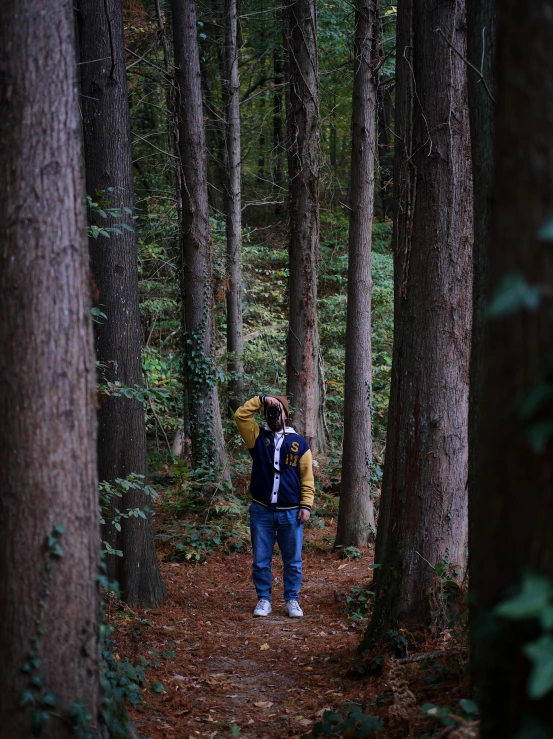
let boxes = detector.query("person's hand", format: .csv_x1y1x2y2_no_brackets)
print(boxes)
297,509,310,524
264,396,281,409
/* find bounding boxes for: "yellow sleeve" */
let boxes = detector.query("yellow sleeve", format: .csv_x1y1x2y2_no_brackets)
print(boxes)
234,396,263,450
299,449,315,509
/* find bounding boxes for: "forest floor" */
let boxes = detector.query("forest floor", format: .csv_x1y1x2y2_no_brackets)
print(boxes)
120,215,471,737
111,516,471,739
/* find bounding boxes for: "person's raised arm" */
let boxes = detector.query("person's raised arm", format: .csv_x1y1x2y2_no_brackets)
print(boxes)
298,449,314,522
234,395,264,450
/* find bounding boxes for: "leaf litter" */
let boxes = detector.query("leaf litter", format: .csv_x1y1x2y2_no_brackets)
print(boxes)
110,517,471,738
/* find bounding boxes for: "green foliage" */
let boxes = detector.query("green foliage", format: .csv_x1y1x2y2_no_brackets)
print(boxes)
301,703,382,738
18,525,102,738
495,573,553,699
160,464,249,562
487,272,541,317
420,698,478,736
101,634,152,731
91,306,108,324
345,586,375,623
99,378,170,405
430,559,465,630
336,545,364,561
99,473,158,557
86,191,135,239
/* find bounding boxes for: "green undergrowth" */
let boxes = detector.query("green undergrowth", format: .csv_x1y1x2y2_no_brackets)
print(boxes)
156,456,344,562
157,462,250,562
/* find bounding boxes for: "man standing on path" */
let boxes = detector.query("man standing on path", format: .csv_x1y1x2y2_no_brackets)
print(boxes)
234,395,315,618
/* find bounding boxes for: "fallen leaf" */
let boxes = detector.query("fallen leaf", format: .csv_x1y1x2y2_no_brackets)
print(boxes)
259,643,270,650
254,701,274,708
205,677,224,686
338,563,350,570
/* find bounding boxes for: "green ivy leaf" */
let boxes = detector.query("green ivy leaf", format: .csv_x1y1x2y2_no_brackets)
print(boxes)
41,690,57,709
30,674,44,689
30,709,49,737
459,698,478,715
487,272,540,317
541,605,553,631
524,635,553,699
495,573,553,620
526,421,553,454
20,691,35,707
50,544,64,559
538,217,553,242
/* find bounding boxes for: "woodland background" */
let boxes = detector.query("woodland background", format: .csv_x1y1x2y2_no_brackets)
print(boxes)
1,0,553,737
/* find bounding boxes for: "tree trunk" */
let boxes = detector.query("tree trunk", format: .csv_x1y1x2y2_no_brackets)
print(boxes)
329,93,337,191
471,1,553,732
335,0,378,549
77,0,168,609
376,83,393,219
273,46,284,204
224,0,245,410
201,0,227,215
201,61,227,214
171,0,231,479
466,0,496,724
283,0,324,452
0,1,101,734
362,0,472,645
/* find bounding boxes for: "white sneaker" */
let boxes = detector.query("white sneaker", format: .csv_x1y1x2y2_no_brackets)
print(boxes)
253,599,272,617
286,600,304,617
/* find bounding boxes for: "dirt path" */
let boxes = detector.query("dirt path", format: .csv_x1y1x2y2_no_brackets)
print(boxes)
112,541,375,739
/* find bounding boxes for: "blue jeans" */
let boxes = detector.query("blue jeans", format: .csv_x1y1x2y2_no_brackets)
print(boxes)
249,502,303,601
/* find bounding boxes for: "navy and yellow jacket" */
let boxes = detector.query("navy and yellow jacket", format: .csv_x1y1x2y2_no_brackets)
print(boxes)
235,396,315,511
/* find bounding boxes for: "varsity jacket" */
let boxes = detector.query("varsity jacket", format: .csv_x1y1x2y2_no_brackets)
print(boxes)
235,396,315,511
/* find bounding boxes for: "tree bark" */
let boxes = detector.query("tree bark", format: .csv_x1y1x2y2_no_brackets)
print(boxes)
273,46,284,203
362,0,472,645
283,0,325,452
77,0,168,608
466,0,496,726
201,0,228,214
376,83,393,219
224,0,245,410
335,0,378,548
171,0,230,479
0,1,101,734
471,1,553,732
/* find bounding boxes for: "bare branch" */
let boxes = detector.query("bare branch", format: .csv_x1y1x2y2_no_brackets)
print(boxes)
435,27,496,104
